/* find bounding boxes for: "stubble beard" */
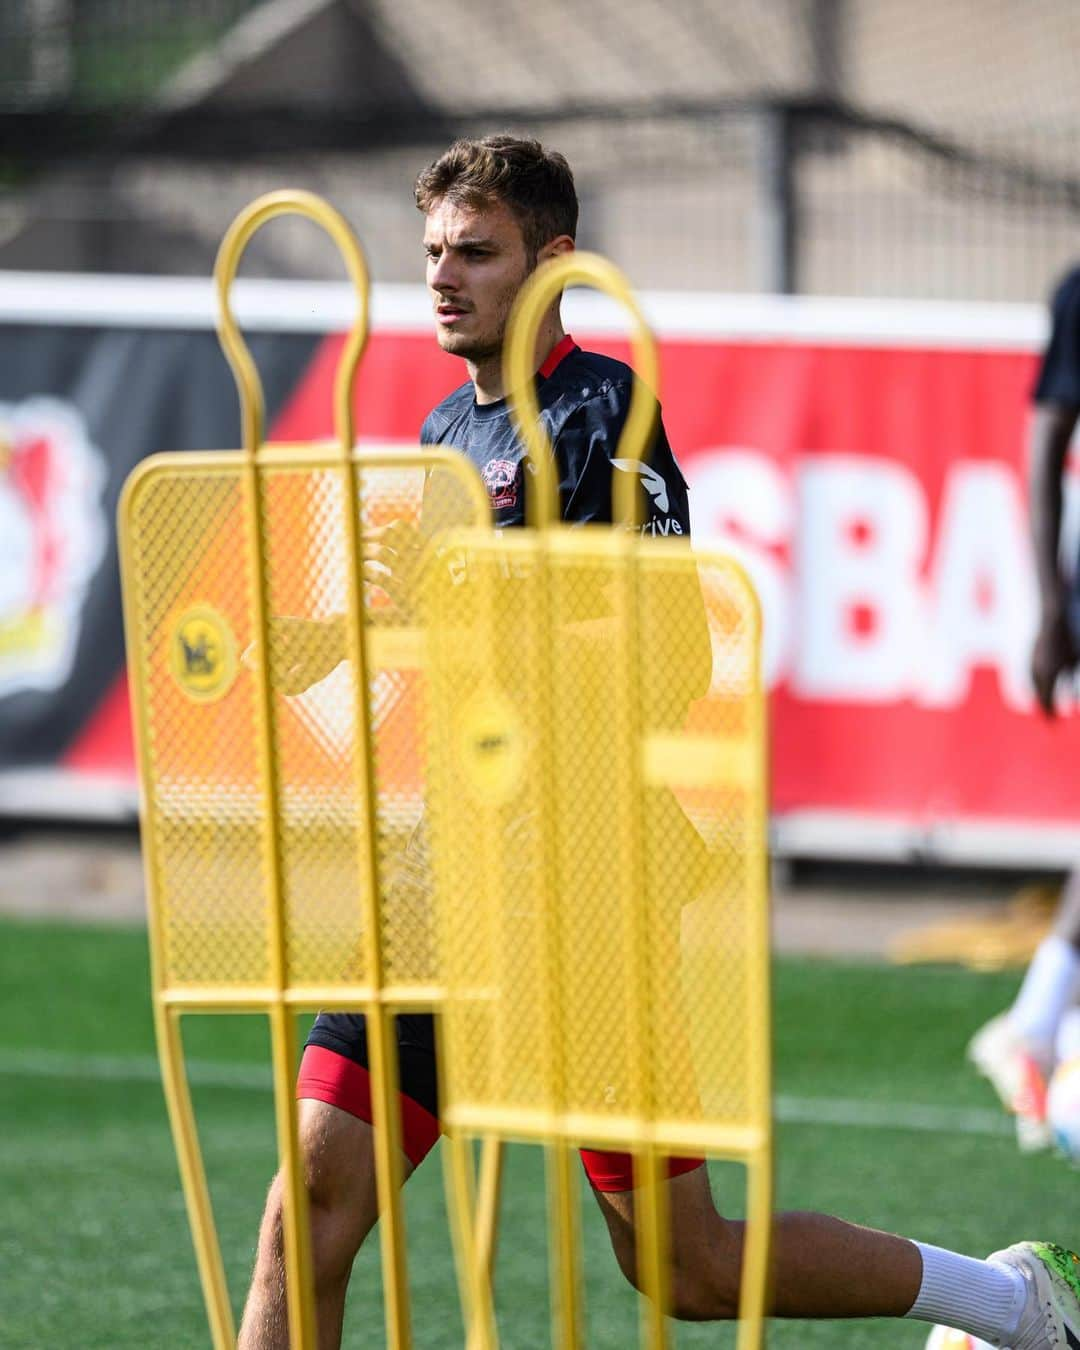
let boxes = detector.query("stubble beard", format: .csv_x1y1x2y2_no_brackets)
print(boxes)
437,326,502,364
436,257,536,366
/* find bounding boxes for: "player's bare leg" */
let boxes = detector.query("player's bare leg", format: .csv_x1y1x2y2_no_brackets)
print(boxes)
592,1165,920,1320
238,1099,411,1350
594,1166,1080,1345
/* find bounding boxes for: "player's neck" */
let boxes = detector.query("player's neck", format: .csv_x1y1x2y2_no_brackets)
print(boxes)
469,318,566,406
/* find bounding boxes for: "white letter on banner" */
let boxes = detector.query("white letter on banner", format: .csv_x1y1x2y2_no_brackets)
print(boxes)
922,462,1037,710
793,455,926,701
687,449,791,688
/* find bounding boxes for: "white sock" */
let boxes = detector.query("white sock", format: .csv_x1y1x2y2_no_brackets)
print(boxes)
1010,936,1080,1065
905,1242,1027,1344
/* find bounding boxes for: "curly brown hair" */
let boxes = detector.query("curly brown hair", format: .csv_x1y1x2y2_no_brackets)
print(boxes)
415,135,578,259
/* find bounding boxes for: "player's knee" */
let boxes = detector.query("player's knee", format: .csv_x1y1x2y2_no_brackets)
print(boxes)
258,1167,361,1290
674,1210,743,1320
609,1216,742,1321
256,1118,373,1285
253,1171,290,1283
610,1253,740,1321
666,1264,741,1321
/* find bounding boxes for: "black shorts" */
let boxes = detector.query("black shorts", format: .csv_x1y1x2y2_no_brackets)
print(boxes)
307,1011,439,1115
299,1012,704,1192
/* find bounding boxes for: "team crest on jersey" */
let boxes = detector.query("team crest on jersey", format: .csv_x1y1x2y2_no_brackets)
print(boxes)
0,398,107,697
481,458,519,510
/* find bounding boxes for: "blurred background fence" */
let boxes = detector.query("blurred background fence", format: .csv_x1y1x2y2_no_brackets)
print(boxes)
2,0,1079,299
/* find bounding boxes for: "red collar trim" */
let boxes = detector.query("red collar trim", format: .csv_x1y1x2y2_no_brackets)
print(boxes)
538,334,577,379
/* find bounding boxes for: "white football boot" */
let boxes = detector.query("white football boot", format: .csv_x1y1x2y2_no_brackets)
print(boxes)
986,1242,1080,1349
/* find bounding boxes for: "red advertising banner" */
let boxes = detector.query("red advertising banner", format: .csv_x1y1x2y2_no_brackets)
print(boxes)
275,317,1080,861
3,276,1075,861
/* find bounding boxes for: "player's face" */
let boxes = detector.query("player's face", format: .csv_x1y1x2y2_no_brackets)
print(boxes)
424,197,533,362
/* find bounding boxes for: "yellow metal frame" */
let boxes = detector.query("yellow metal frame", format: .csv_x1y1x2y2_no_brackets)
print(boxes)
503,250,659,530
118,203,771,1350
432,250,774,1350
119,190,499,1350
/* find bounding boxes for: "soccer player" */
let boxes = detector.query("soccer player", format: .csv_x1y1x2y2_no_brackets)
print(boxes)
969,263,1080,1151
238,136,1080,1349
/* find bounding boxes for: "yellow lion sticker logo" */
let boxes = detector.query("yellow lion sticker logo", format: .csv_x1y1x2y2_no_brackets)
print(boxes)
169,605,238,703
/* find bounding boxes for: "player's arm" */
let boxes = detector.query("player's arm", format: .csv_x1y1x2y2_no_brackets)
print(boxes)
242,411,464,695
1028,269,1080,715
553,389,712,709
602,401,712,711
240,522,425,694
558,386,688,533
548,388,670,631
1029,399,1079,715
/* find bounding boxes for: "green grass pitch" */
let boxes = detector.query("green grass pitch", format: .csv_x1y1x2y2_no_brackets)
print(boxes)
1,915,1075,1348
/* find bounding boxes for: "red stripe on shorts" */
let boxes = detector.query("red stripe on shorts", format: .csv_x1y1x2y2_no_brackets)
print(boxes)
297,1045,441,1168
297,1046,703,1187
579,1149,705,1193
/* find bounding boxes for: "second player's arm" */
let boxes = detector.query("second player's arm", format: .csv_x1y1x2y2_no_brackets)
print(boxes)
1029,400,1079,715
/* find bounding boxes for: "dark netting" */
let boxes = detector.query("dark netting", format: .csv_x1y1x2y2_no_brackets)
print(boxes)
2,0,1080,300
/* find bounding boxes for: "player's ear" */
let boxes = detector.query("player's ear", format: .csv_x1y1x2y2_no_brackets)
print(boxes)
539,235,575,264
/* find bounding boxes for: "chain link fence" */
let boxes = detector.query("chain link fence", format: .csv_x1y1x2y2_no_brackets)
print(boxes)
2,0,1079,301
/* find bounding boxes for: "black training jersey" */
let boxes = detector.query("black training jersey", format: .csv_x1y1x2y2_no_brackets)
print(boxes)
1035,265,1080,406
419,336,691,538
